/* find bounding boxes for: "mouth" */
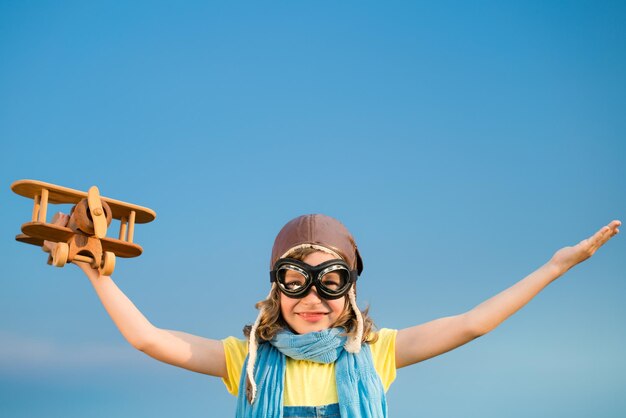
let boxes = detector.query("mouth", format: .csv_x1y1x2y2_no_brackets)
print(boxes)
296,312,329,322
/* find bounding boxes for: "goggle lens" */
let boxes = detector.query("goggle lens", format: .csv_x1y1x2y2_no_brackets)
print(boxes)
318,267,350,292
278,267,308,293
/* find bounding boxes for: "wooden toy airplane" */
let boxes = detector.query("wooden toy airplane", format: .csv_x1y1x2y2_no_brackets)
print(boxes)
12,179,156,276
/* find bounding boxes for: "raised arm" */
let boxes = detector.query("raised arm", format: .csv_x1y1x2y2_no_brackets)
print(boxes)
395,220,621,368
45,213,227,378
78,262,227,377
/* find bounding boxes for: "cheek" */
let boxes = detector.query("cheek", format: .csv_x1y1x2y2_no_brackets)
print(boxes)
328,298,347,316
279,293,296,315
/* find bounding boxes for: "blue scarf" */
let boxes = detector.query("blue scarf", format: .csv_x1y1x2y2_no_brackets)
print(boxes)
235,328,387,417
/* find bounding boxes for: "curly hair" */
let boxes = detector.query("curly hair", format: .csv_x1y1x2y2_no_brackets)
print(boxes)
244,246,378,344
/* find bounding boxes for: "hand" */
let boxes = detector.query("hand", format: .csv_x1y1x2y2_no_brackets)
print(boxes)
550,220,621,275
42,212,70,253
43,212,99,277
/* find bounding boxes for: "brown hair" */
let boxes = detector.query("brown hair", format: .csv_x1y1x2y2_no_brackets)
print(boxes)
244,247,378,344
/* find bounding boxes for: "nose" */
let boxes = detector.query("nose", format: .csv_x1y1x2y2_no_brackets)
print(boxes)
302,285,323,303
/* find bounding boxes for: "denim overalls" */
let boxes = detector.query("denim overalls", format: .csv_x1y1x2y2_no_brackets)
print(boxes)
283,403,341,418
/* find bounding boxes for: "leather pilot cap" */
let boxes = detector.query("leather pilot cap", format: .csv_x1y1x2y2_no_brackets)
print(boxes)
270,214,363,275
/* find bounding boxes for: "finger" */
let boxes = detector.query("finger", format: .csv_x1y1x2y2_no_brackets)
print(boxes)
602,221,620,237
606,220,620,231
592,222,621,247
42,239,56,253
588,226,611,249
50,212,69,226
609,220,621,235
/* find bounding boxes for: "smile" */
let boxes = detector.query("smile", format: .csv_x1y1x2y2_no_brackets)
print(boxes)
296,312,329,322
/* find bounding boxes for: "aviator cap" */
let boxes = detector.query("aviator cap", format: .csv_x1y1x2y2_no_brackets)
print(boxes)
270,214,363,275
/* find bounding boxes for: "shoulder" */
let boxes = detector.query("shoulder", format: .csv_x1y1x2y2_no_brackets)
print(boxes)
220,336,248,396
222,336,248,357
368,328,397,357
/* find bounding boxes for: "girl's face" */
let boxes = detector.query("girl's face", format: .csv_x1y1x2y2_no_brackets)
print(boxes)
279,251,347,334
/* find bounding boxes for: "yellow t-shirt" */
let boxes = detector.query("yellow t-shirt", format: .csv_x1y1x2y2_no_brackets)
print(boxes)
222,328,397,407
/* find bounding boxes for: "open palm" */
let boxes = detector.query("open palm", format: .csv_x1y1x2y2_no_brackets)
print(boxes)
551,220,621,274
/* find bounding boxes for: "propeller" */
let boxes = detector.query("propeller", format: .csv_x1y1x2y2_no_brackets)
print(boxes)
87,186,107,239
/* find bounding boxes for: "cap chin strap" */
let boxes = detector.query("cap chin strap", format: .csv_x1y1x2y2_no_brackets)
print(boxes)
344,285,363,354
246,283,363,404
245,284,274,403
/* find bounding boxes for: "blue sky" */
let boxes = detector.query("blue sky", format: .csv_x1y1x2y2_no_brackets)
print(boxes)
1,1,625,417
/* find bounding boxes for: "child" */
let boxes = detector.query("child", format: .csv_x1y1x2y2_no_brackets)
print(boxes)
45,213,620,417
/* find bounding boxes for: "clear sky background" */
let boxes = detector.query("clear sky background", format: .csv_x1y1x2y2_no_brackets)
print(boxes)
1,1,625,417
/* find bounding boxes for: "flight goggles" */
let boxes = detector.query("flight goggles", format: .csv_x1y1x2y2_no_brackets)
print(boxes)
270,258,358,300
